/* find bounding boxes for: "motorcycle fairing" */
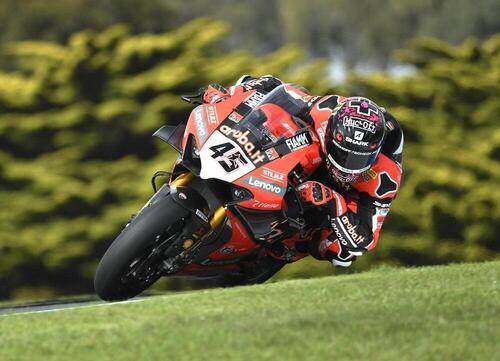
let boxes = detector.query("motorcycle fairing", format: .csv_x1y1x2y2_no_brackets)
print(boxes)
180,89,322,213
183,90,265,150
197,104,304,173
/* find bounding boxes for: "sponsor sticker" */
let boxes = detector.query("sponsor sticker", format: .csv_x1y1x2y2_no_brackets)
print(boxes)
331,219,348,246
342,116,376,133
243,176,285,195
285,131,312,152
265,148,279,160
228,112,243,123
340,215,366,245
219,125,266,164
193,107,207,142
261,126,278,142
345,136,369,146
195,209,209,223
354,130,364,140
261,167,286,184
362,168,378,181
252,199,280,209
262,167,286,184
243,77,271,90
243,91,266,108
379,208,389,216
205,105,219,125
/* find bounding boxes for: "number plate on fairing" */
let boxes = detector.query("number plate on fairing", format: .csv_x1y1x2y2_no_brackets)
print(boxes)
199,130,256,182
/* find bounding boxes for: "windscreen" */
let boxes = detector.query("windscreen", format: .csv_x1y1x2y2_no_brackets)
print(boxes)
228,85,306,148
228,108,275,149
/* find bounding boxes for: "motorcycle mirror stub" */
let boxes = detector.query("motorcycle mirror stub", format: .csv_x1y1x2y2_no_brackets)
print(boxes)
181,92,204,105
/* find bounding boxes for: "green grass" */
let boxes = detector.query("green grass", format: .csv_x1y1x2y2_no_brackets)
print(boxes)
1,261,499,361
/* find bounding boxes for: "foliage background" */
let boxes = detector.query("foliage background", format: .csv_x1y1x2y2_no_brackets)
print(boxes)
0,0,498,300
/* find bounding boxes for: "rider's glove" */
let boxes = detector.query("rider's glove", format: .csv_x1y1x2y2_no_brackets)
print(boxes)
297,181,346,218
297,181,334,206
317,238,356,268
202,83,230,104
317,238,355,267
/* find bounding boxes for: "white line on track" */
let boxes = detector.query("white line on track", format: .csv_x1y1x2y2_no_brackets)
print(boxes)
0,297,155,317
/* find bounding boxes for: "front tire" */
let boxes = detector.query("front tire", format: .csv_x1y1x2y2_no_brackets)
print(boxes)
94,195,189,301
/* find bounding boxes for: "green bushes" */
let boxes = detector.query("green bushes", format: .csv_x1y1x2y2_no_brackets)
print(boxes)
0,20,498,299
0,19,328,299
346,36,500,267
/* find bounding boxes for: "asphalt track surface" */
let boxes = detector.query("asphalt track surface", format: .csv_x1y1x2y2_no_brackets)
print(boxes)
0,297,152,316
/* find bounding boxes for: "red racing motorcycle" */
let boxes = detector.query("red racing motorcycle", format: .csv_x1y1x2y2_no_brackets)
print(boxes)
94,85,327,301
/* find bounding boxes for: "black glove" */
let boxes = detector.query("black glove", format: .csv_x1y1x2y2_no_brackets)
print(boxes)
297,181,335,206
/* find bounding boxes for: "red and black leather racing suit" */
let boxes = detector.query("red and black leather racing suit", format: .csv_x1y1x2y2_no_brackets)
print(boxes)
203,75,404,267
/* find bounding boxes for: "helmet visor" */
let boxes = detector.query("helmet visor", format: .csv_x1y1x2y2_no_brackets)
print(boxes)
327,140,379,174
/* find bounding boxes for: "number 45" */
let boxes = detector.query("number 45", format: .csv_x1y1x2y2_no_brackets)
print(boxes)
210,142,248,172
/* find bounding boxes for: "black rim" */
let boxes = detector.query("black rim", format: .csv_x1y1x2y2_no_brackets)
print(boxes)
119,220,185,290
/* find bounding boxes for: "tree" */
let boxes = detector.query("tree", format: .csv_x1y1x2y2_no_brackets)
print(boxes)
0,18,329,300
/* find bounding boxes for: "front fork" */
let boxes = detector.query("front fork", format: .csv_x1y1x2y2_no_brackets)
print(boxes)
170,172,227,229
168,172,227,255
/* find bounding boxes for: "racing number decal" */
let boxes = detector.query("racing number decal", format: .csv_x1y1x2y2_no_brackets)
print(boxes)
210,142,248,172
199,130,255,182
209,142,234,158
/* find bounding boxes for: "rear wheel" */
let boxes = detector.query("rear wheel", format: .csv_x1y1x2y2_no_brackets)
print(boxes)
94,195,190,301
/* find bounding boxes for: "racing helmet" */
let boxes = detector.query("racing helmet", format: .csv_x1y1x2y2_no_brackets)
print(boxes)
324,97,386,183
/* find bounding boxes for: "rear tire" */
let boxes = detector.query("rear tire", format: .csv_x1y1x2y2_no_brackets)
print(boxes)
94,195,189,301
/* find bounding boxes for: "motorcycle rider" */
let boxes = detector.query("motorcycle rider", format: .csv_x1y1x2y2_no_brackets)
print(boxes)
201,75,404,268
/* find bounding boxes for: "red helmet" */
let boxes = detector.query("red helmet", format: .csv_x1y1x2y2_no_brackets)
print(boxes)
324,97,386,183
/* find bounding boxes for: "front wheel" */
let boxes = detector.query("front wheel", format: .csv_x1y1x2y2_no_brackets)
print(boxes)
94,195,190,301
